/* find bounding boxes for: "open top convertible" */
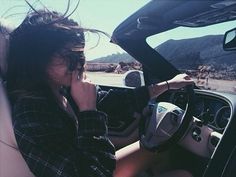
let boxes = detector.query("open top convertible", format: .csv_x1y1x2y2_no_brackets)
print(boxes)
1,0,236,177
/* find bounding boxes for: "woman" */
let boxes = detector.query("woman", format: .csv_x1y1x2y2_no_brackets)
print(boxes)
7,10,194,177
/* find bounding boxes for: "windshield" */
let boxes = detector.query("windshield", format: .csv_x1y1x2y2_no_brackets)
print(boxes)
147,21,236,94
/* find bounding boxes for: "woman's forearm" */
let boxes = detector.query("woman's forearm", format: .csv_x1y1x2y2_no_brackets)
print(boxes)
148,81,169,99
148,73,194,99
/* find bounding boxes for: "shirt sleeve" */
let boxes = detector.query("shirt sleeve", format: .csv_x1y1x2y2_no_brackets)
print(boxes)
97,86,150,119
12,97,116,177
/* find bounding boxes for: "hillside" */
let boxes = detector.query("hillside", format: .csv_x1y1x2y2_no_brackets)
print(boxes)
88,53,135,63
90,35,236,72
156,35,236,71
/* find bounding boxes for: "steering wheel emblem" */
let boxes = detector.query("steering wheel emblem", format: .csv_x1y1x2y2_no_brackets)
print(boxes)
158,106,167,113
140,86,195,152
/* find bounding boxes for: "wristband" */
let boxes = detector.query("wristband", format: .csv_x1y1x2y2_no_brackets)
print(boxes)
165,81,169,90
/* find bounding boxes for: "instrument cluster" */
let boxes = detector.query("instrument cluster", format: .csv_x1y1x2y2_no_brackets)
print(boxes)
170,92,231,132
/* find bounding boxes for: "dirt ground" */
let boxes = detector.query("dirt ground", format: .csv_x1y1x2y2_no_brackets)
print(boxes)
86,72,124,87
86,71,236,93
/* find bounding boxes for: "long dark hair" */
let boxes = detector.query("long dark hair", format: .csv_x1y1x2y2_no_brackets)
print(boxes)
0,18,14,78
7,10,86,101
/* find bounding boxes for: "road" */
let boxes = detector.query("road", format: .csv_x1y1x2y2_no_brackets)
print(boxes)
86,72,124,87
86,71,236,93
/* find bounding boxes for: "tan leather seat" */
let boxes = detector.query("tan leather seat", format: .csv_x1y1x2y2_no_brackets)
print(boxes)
0,19,35,177
0,81,35,177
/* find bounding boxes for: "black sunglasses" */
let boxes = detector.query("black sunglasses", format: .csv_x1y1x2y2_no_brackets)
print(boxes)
61,50,85,73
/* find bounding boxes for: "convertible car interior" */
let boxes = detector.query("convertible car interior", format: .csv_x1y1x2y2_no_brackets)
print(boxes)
109,0,236,176
1,0,236,177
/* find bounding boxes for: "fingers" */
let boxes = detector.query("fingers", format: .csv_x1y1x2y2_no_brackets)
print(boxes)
179,73,193,81
70,71,97,111
184,75,191,80
178,73,190,80
82,73,92,83
83,73,87,80
72,70,80,82
170,73,195,89
72,71,89,82
182,74,194,84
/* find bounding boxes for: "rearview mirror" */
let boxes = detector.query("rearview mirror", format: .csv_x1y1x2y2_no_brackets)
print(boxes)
223,28,236,51
123,70,144,87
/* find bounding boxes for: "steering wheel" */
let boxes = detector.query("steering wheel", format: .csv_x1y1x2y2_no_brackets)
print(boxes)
139,85,195,152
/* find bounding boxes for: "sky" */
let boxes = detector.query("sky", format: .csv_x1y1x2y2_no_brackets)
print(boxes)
0,0,150,60
147,20,236,49
1,0,235,60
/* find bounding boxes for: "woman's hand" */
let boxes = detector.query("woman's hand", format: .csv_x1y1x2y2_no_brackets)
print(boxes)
70,71,97,111
148,73,194,99
168,73,194,90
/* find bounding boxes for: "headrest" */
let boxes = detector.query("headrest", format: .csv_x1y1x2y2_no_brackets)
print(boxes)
0,18,14,76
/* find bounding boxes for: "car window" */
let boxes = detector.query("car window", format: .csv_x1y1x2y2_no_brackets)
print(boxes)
84,34,143,87
85,52,143,87
146,21,236,94
0,0,149,88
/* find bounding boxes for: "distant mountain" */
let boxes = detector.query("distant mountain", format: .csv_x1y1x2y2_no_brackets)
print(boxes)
90,35,236,71
156,35,236,70
88,53,135,63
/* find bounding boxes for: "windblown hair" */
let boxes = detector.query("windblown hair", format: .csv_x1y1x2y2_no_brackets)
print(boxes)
7,10,86,101
0,18,14,78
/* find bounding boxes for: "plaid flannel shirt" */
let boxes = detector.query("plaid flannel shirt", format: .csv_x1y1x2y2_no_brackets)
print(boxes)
12,87,150,177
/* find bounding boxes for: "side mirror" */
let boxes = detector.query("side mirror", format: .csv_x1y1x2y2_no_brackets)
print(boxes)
123,70,145,87
223,28,236,51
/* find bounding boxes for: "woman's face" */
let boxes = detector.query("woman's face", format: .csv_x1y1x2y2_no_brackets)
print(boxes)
46,44,85,87
47,56,72,87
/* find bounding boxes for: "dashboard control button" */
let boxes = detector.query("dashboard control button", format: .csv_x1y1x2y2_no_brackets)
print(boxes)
210,136,220,147
192,127,202,142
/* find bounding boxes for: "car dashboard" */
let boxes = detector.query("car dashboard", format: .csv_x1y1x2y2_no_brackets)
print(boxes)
169,89,234,133
158,89,235,159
